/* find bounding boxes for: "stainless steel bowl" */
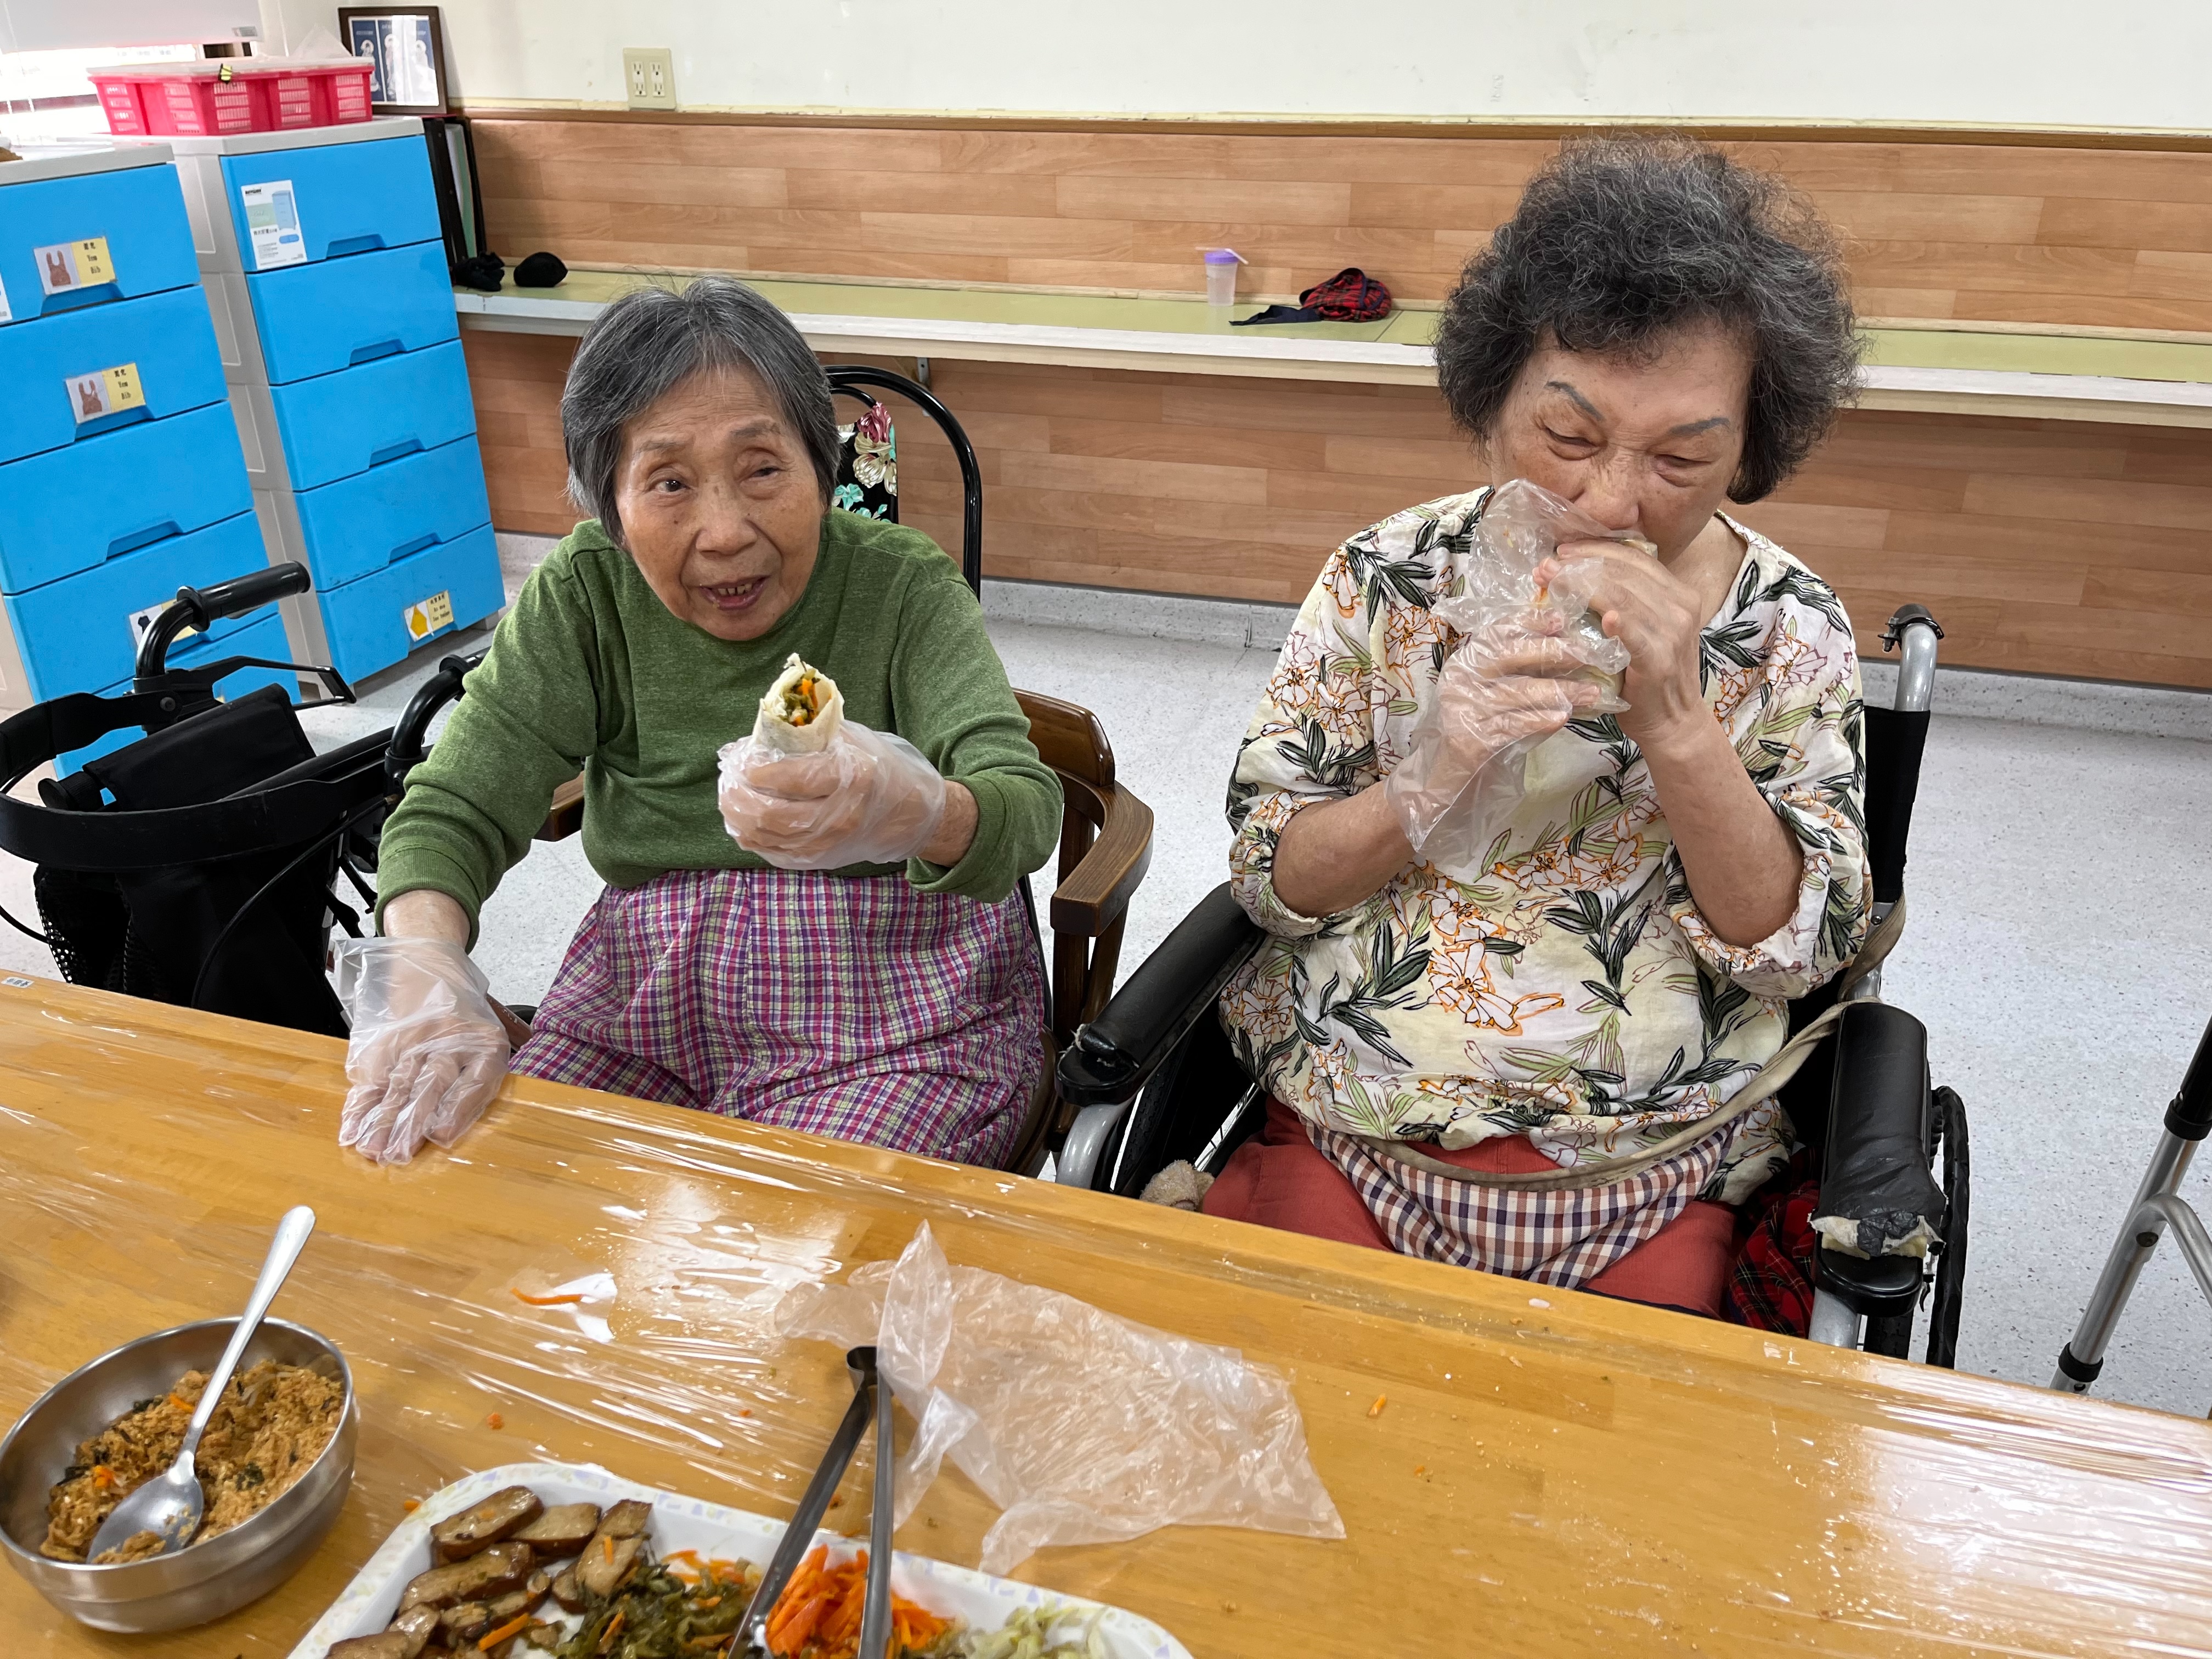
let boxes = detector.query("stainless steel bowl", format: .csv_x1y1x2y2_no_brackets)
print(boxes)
0,1317,357,1633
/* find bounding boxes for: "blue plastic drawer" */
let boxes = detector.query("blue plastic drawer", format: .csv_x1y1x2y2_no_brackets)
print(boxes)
292,435,489,590
267,339,476,491
245,240,458,384
4,510,268,701
218,137,438,272
0,160,199,325
317,521,500,681
0,403,251,594
0,284,227,465
58,613,299,779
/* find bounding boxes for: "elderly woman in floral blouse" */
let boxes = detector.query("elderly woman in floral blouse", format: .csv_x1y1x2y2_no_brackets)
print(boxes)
1204,136,1869,1316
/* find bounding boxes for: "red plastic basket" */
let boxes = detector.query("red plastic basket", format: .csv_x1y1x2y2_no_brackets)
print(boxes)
89,62,376,138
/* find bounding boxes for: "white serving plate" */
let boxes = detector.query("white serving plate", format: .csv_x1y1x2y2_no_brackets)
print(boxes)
287,1460,1189,1659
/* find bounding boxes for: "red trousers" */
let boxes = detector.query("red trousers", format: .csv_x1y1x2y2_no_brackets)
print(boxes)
1201,1098,1737,1317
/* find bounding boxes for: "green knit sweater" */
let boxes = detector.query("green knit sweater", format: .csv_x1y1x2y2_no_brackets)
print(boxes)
375,513,1060,941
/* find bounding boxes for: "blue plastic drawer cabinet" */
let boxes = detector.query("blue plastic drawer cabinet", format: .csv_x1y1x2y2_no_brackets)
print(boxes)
244,240,459,383
0,285,227,465
317,522,501,681
0,404,252,593
58,612,299,779
266,338,476,490
218,138,439,272
0,161,199,325
291,435,490,590
3,510,269,699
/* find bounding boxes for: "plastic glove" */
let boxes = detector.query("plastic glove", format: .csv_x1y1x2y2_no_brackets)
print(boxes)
716,719,949,870
331,935,510,1165
1385,652,1609,878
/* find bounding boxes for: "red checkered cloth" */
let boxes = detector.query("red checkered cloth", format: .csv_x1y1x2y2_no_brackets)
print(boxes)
511,867,1044,1167
1308,1116,1734,1288
1722,1157,1821,1334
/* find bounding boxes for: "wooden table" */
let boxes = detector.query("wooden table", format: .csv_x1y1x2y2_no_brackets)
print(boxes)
3,979,2209,1657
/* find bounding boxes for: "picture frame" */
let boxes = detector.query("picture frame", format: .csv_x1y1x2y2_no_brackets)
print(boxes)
337,6,450,116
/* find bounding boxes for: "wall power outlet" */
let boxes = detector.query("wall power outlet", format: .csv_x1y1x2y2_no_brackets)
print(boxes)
622,48,676,110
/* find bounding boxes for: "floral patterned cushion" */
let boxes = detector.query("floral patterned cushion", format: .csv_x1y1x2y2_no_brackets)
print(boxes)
831,399,898,521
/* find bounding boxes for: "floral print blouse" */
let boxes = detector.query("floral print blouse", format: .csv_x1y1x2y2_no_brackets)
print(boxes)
1220,488,1870,1201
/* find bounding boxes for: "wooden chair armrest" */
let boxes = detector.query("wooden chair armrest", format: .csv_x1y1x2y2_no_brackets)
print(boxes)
537,774,585,842
1049,777,1153,938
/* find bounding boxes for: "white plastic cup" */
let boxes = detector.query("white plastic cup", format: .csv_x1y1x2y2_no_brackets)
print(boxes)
1201,247,1244,307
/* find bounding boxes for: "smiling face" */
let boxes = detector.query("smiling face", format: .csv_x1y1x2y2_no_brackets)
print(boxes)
611,365,827,641
1479,321,1755,562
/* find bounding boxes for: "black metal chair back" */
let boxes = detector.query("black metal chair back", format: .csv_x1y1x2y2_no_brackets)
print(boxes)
823,366,983,599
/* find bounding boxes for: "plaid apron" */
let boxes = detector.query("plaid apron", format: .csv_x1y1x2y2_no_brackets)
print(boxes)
1309,1118,1734,1289
511,867,1044,1168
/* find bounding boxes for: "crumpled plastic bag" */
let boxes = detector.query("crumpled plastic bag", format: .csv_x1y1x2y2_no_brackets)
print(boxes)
774,1223,1344,1574
1389,477,1655,878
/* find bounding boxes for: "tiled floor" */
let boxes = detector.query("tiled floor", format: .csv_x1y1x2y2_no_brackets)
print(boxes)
4,562,2208,1420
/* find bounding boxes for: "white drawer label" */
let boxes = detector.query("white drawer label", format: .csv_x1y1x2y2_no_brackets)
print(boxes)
35,235,115,296
68,362,144,424
403,590,455,642
239,179,306,270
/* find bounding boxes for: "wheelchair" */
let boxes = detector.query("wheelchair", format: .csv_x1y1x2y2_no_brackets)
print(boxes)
1054,603,1968,1363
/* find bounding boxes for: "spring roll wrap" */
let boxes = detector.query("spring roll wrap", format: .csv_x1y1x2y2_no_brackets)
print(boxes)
753,653,845,755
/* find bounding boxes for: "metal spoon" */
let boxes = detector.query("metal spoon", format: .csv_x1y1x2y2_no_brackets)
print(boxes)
87,1205,317,1562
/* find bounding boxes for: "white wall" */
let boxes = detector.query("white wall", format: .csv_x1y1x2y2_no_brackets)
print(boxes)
256,0,2207,131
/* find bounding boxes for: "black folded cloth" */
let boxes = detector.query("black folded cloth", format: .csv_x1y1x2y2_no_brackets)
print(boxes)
453,252,505,292
1232,267,1393,326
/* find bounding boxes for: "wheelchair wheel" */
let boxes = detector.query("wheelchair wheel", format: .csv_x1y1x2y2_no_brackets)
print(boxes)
1864,1312,1914,1358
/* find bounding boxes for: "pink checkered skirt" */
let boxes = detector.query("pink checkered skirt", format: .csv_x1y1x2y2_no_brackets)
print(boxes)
511,867,1046,1167
1310,1118,1733,1289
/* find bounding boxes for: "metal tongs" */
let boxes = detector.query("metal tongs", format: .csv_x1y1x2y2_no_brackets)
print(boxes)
738,1346,896,1659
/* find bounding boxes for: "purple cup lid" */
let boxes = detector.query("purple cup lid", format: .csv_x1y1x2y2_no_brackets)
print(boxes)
1201,248,1244,264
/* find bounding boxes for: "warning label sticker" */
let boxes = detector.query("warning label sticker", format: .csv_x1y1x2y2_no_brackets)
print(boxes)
403,590,455,642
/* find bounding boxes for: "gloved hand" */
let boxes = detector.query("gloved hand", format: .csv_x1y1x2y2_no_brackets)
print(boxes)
331,935,510,1165
1384,632,1612,875
716,719,949,870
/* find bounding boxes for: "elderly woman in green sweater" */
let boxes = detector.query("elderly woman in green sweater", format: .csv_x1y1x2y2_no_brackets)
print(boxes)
335,277,1060,1166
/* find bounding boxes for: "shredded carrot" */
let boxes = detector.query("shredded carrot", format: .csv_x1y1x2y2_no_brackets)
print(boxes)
602,1534,616,1562
485,1412,504,1430
1367,1393,1387,1418
91,1465,115,1490
595,1610,626,1655
511,1288,588,1306
166,1392,192,1412
403,1498,421,1513
761,1546,953,1659
478,1611,531,1650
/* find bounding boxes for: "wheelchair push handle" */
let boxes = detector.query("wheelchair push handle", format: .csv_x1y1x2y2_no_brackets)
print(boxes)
386,650,486,786
134,563,312,680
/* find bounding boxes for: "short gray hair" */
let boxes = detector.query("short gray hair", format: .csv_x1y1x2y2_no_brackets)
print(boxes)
561,275,840,541
1436,133,1859,504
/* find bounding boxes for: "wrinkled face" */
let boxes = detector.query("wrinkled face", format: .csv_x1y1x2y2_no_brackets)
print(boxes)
612,365,826,641
1481,321,1754,561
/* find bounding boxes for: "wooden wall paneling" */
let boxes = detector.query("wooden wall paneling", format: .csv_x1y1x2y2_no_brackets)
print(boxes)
469,118,2212,331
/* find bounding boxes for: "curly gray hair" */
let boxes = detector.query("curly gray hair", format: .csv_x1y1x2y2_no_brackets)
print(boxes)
1435,133,1859,504
561,275,840,542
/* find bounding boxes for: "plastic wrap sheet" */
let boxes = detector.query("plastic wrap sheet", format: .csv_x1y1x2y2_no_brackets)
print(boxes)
4,985,2212,1656
776,1222,1343,1573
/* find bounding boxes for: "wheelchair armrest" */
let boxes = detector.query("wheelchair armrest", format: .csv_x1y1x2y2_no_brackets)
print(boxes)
1056,883,1261,1108
1815,1000,1945,1317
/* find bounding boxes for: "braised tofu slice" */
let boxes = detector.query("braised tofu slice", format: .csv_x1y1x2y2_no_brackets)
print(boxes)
484,1588,534,1622
575,1531,644,1599
524,1624,562,1650
326,1634,416,1659
510,1502,599,1558
388,1604,441,1654
595,1499,652,1540
398,1542,535,1611
549,1566,584,1612
431,1486,544,1563
438,1602,490,1644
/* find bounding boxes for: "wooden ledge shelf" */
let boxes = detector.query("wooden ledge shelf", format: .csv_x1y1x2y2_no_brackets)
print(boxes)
456,270,2212,426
